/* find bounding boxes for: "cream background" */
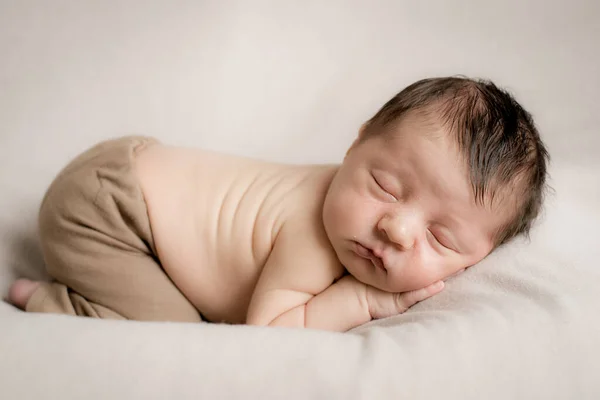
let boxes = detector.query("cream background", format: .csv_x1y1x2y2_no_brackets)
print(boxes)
1,1,599,399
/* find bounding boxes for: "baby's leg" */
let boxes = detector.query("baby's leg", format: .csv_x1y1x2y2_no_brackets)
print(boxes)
18,136,202,322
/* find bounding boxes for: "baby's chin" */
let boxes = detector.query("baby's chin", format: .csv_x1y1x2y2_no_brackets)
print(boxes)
343,263,393,292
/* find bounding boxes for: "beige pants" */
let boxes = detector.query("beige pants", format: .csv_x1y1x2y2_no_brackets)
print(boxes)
26,136,202,322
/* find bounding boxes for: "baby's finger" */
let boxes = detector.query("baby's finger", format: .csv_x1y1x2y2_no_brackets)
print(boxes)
394,281,444,312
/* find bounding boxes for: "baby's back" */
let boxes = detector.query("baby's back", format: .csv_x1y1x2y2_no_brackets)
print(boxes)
135,143,318,322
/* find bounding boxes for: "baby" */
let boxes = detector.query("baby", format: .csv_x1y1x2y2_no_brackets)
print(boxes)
8,76,549,332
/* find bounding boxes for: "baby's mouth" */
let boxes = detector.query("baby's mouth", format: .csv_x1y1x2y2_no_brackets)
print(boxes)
353,242,386,271
369,254,385,270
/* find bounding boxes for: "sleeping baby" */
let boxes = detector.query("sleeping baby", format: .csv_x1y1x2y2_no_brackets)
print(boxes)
8,76,549,331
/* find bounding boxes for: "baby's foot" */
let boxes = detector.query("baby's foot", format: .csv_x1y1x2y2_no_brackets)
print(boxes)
7,279,41,310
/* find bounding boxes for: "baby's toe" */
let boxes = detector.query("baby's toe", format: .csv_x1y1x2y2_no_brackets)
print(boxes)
7,279,41,310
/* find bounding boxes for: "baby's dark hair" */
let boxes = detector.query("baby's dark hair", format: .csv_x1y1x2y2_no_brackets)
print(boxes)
362,76,550,246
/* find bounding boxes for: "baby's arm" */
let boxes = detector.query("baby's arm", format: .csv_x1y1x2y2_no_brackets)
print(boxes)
246,222,444,332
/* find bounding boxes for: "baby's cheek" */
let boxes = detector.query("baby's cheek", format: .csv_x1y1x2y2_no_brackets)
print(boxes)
387,267,431,292
435,257,470,284
413,270,442,291
404,257,446,290
336,194,368,226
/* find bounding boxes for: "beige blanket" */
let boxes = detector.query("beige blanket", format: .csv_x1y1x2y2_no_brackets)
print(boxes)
1,0,599,398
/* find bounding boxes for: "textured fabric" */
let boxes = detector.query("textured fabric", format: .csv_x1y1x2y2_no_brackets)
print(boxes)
1,0,599,399
27,136,201,322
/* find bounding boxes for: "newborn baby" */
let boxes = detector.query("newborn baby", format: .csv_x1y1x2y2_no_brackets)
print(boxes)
8,76,549,332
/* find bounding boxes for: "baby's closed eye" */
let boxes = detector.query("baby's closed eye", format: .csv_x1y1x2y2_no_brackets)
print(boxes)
370,170,399,202
427,228,458,253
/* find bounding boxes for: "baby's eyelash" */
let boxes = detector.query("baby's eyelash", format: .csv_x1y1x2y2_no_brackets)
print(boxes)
371,173,397,201
428,230,453,251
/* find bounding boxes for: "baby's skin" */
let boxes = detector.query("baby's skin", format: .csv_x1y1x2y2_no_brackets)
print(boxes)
10,113,504,331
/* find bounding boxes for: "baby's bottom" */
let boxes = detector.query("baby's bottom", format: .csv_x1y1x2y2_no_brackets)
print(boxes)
23,136,202,322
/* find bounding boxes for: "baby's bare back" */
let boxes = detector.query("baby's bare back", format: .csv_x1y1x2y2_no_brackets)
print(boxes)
135,143,337,323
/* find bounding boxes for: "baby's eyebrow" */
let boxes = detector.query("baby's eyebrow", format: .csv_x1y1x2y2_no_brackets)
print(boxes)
429,173,457,200
409,157,462,205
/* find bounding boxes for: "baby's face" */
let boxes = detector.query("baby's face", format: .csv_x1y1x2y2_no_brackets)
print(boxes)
323,115,505,293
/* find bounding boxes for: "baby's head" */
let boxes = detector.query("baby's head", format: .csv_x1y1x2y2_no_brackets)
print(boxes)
323,76,550,293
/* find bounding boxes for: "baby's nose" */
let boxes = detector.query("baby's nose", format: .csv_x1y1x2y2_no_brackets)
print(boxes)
377,213,417,250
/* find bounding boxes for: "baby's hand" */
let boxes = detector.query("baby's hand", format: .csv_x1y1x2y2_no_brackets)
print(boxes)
365,281,444,320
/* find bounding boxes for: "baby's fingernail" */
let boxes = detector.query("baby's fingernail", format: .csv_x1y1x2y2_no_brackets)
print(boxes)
435,281,444,289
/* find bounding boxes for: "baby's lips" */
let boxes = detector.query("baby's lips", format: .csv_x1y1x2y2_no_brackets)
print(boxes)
353,242,372,258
